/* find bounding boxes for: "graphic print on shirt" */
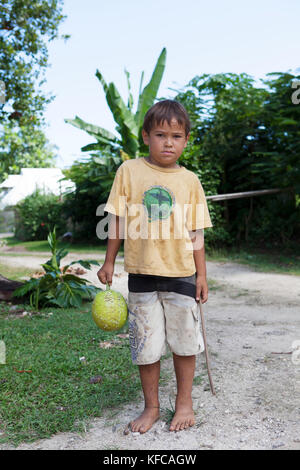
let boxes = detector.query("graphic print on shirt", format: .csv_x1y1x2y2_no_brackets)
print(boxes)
142,185,175,222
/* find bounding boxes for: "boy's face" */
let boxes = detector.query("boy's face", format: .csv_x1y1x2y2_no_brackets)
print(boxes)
142,119,189,169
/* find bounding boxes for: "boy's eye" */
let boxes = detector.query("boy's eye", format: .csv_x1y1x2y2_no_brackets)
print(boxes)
155,133,183,138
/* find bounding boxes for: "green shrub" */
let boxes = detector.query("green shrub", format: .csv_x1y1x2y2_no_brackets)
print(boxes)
14,189,65,241
13,227,101,308
61,153,121,243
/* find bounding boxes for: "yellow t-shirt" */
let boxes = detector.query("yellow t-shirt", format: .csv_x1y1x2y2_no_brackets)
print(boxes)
104,157,213,277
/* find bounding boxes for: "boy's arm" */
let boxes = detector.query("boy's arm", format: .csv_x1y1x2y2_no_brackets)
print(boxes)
97,214,124,286
189,229,208,303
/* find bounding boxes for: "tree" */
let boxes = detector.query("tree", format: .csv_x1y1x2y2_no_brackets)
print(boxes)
0,1,69,182
0,121,57,181
176,72,300,247
257,72,300,193
0,0,69,127
65,47,167,159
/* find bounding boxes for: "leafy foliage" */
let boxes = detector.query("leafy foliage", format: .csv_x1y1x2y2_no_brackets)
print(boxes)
176,71,300,247
257,72,300,193
14,188,65,241
61,151,123,242
0,122,57,183
0,0,68,127
65,47,166,159
0,1,68,185
12,227,101,308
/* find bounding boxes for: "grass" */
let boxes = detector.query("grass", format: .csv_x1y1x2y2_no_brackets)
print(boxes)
1,236,124,255
0,301,140,446
206,246,300,276
160,397,176,425
193,374,205,386
1,235,299,275
0,262,33,281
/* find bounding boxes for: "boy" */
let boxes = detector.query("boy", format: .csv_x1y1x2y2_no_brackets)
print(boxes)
97,100,212,433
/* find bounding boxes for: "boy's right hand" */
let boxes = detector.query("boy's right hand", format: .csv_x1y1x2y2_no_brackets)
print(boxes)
97,261,114,286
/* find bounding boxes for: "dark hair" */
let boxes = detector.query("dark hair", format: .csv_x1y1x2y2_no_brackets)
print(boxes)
143,100,190,136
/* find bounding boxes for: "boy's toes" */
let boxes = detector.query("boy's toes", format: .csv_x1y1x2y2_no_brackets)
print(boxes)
169,422,176,432
130,421,140,433
169,410,195,432
173,420,183,432
129,421,136,432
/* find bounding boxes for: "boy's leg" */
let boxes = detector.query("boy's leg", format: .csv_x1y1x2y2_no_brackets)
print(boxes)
127,290,167,433
160,290,204,431
130,360,161,433
170,353,196,432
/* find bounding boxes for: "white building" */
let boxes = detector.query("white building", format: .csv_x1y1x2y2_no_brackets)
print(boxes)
0,168,75,211
0,168,75,232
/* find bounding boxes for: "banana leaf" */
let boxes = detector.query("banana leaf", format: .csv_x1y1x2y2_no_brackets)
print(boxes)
81,142,118,153
138,71,144,99
65,116,118,145
108,82,139,138
135,48,167,130
118,123,139,157
92,156,110,165
95,70,139,139
125,68,134,111
66,48,167,161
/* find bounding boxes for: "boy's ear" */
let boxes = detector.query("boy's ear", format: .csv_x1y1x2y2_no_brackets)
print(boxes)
184,132,190,147
142,129,149,145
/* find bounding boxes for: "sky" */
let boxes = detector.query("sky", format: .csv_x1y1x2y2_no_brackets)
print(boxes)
43,0,300,168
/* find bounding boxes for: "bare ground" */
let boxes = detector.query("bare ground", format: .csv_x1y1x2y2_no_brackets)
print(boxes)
0,251,299,450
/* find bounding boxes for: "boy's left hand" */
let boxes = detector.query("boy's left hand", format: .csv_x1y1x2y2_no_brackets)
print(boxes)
195,275,208,304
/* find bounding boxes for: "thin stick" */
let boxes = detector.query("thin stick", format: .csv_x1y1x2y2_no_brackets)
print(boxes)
198,301,216,396
271,351,292,355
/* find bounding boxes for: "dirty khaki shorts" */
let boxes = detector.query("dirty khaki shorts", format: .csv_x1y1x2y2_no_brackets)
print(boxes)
128,291,205,365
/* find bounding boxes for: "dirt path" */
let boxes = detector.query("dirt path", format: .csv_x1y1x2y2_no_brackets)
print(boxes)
1,252,299,450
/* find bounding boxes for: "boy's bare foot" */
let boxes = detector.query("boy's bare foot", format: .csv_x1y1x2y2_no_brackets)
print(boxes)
169,399,195,432
130,407,160,434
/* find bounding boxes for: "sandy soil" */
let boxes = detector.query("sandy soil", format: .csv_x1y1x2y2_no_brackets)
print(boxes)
0,250,299,450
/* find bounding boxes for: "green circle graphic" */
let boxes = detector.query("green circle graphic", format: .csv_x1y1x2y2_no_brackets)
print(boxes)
143,186,174,221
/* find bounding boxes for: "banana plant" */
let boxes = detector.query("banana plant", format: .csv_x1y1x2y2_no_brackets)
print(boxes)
64,48,167,160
